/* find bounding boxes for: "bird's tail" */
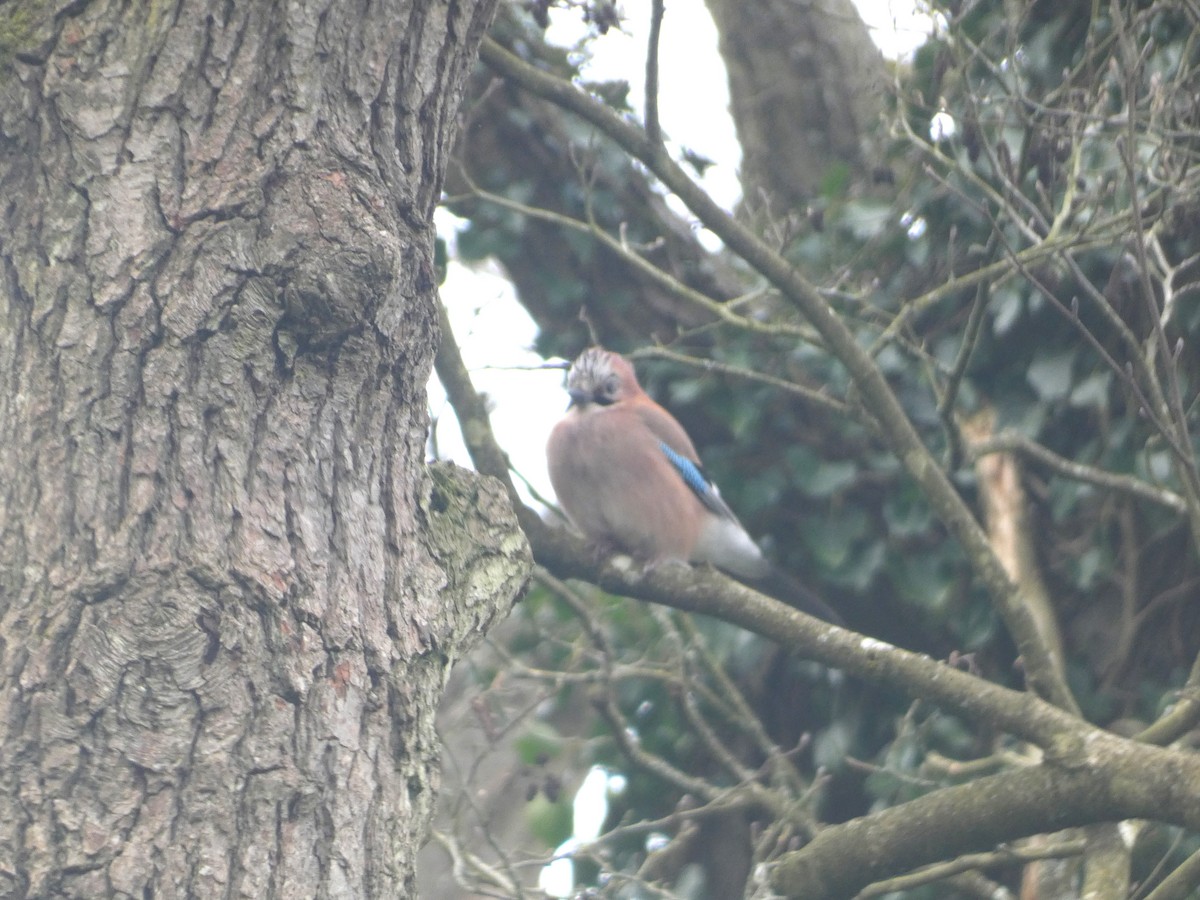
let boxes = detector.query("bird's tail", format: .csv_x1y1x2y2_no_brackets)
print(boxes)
743,565,844,626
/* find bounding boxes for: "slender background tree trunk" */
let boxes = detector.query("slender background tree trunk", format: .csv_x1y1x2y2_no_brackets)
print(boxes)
0,1,526,897
705,0,886,211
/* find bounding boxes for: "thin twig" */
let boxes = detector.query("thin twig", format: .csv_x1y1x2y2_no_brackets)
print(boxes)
1141,842,1200,900
1135,649,1200,746
455,175,823,344
1115,34,1200,503
635,345,863,425
645,0,665,147
857,839,1086,898
937,280,990,468
969,430,1188,514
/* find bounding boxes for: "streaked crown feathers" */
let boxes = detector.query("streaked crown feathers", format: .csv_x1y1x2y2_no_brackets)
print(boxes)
566,348,640,408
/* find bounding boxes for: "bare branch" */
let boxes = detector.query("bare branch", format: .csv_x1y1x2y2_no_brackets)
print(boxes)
969,430,1188,514
645,0,665,146
771,742,1200,898
1142,843,1200,900
858,838,1084,898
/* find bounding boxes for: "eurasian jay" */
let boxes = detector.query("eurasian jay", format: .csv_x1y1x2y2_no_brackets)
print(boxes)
546,347,840,623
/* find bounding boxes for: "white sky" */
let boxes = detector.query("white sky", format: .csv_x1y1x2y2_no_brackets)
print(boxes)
428,0,934,504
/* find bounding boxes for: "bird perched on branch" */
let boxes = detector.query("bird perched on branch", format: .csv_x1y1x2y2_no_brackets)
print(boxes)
546,347,840,624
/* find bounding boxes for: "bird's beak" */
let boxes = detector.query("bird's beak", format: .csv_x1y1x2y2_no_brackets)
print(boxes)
566,388,589,409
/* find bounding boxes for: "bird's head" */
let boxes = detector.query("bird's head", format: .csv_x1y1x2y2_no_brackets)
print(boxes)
564,348,641,409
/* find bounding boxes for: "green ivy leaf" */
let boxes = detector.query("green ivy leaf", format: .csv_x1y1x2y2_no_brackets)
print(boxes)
990,286,1024,336
1069,370,1111,408
889,549,954,614
884,486,933,537
820,161,852,199
842,199,894,240
800,509,869,569
1026,348,1076,401
786,444,858,497
516,725,564,767
526,793,574,850
813,720,855,771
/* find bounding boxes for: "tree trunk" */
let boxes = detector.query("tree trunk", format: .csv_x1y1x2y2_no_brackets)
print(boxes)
0,1,527,897
706,0,887,213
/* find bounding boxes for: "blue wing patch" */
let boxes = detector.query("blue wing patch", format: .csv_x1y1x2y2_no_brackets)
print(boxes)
659,441,734,519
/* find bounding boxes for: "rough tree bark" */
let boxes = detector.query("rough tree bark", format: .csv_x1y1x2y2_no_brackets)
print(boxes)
705,0,886,213
0,1,528,898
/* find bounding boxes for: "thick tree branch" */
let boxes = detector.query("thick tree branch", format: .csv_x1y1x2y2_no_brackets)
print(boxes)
769,736,1200,898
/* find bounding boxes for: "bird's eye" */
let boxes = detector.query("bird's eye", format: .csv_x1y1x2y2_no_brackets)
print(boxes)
603,375,619,396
